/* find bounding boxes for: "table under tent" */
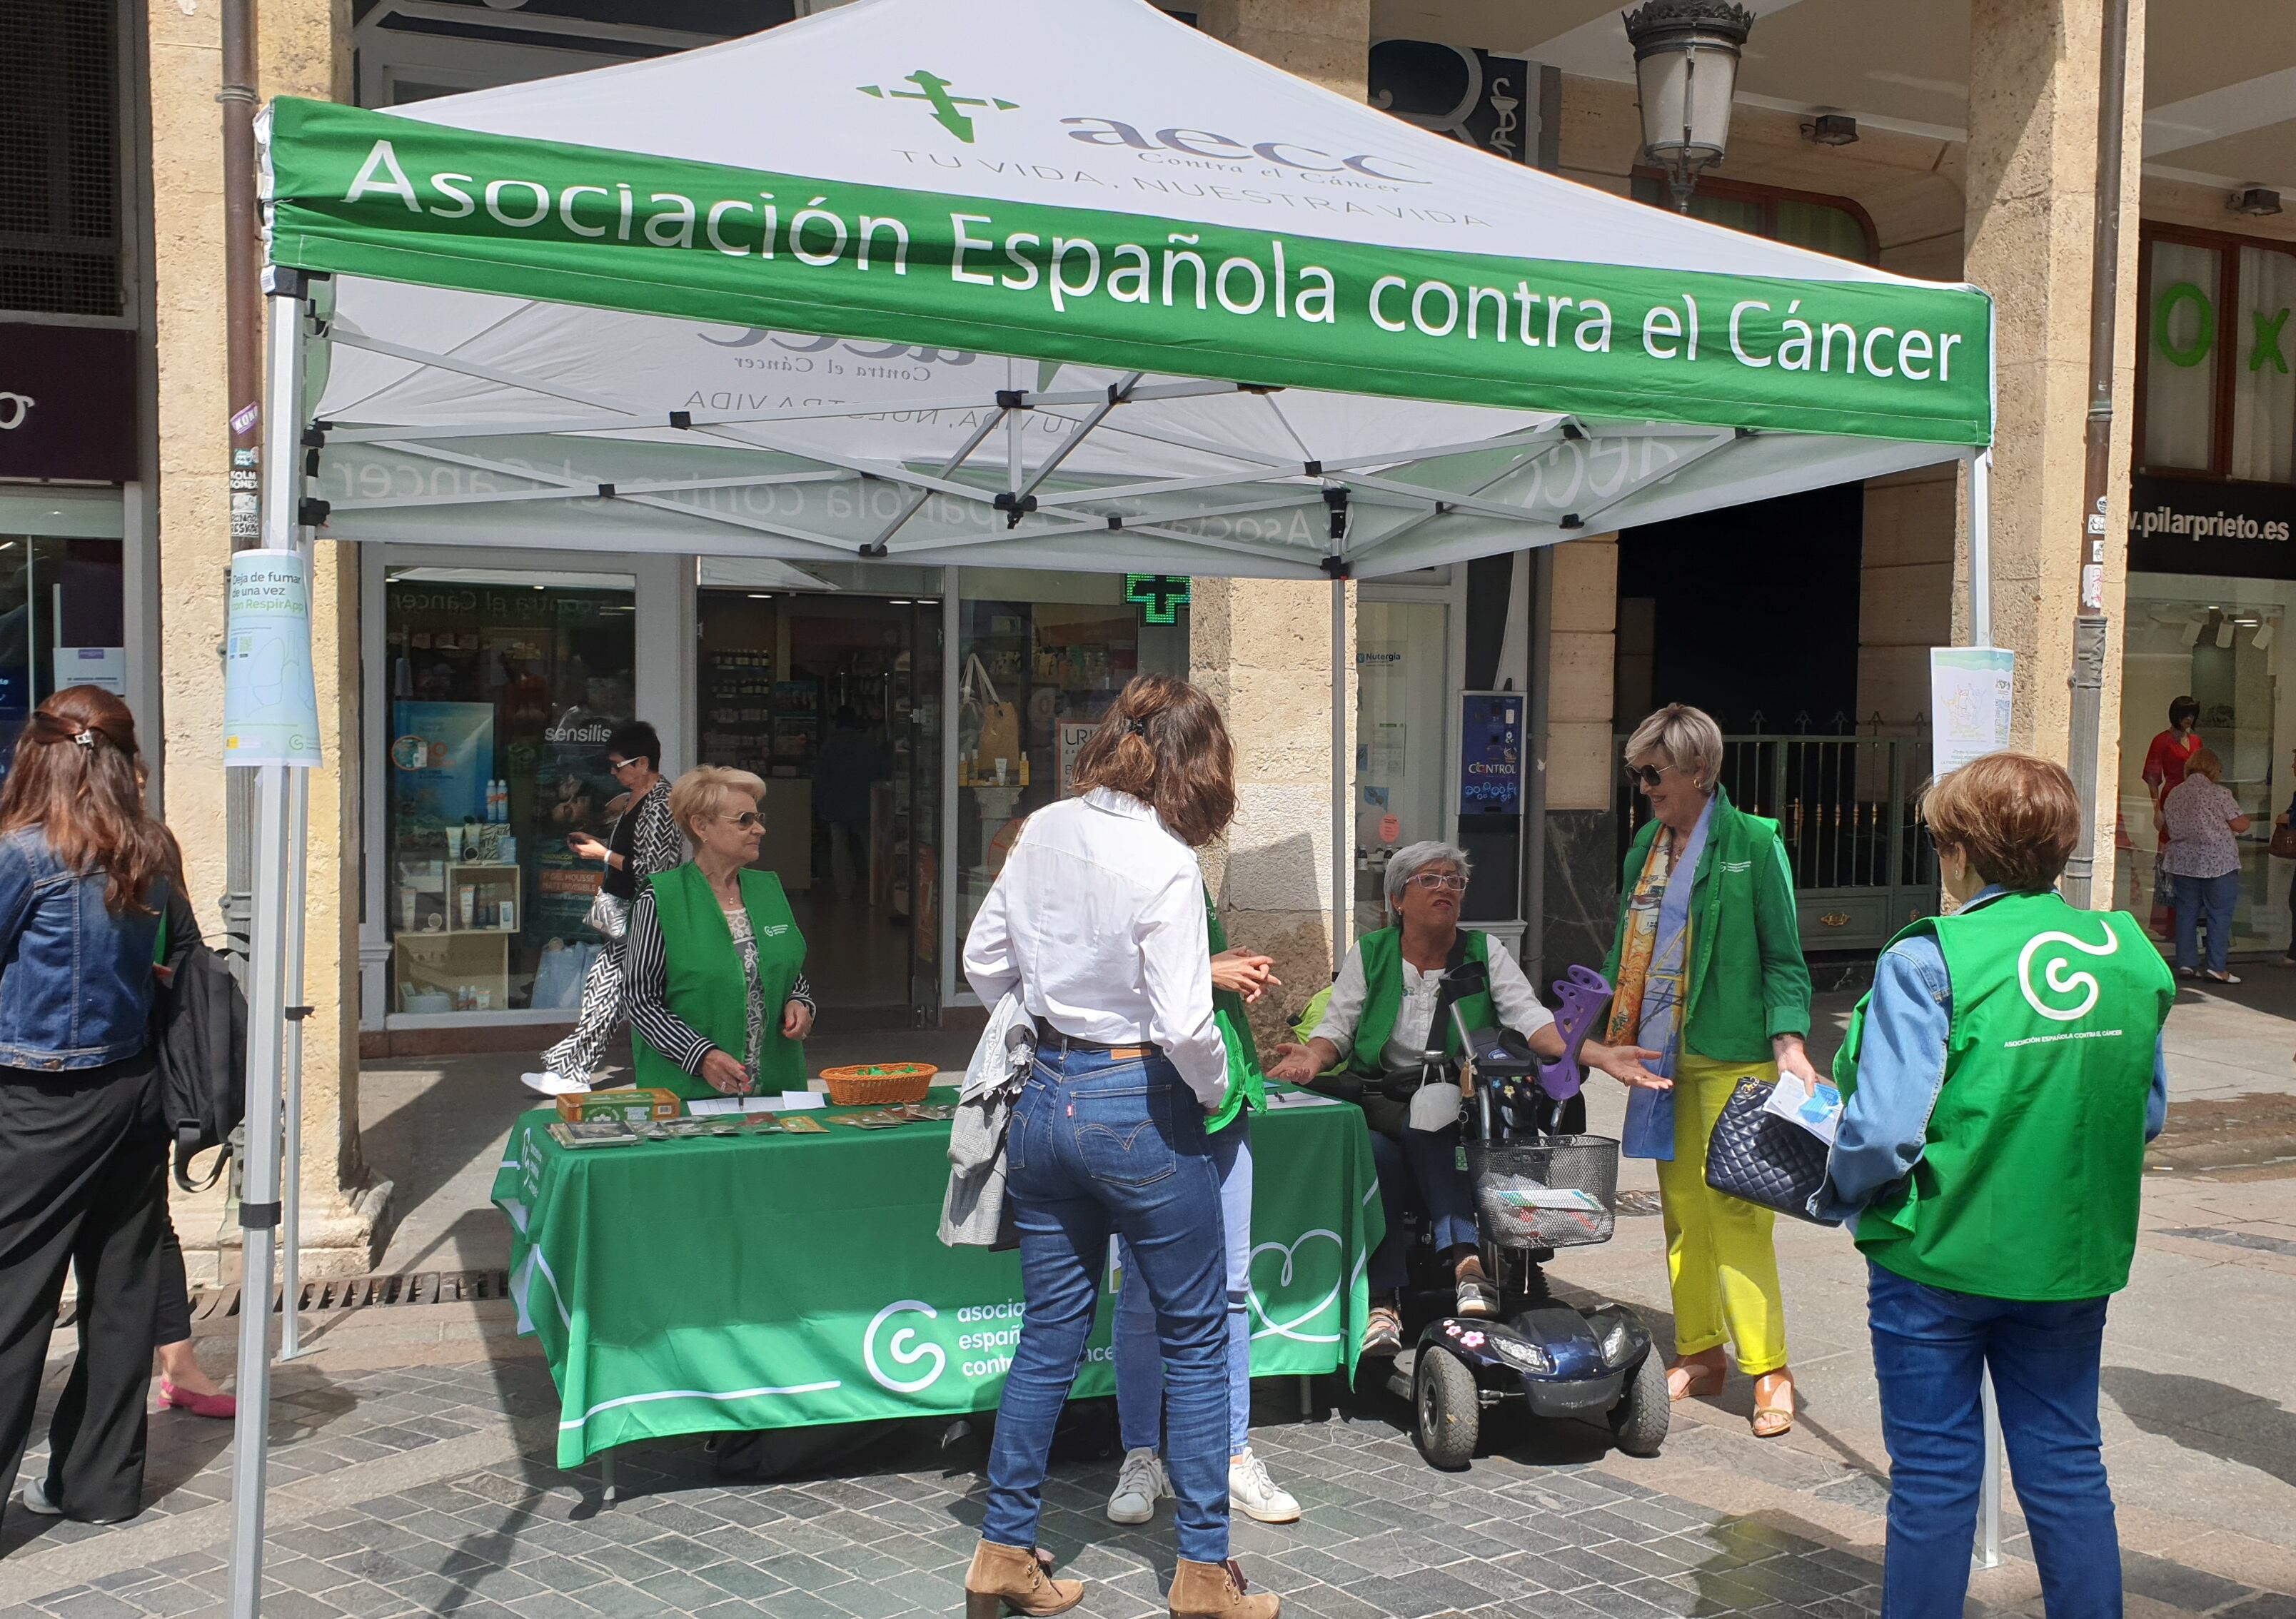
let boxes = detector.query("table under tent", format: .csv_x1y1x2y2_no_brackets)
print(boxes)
223,0,2000,1604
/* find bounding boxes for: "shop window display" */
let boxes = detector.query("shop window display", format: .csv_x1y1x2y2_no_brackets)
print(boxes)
2118,575,2291,957
384,570,636,1015
0,528,126,780
954,571,1188,953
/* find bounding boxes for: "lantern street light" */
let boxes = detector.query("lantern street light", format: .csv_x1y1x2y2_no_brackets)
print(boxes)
1622,0,1756,212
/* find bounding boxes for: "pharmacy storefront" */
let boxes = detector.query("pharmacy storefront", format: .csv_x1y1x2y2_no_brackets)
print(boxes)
2118,224,2296,957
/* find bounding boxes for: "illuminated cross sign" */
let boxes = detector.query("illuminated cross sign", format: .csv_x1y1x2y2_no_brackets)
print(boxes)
1125,574,1191,625
856,70,1017,143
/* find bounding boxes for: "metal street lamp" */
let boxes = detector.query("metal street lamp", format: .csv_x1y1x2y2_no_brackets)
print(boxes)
1622,0,1756,212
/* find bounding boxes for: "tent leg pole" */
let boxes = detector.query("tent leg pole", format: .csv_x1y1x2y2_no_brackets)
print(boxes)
1330,576,1349,970
226,764,290,1619
1969,448,1993,649
226,268,310,1619
278,769,311,1361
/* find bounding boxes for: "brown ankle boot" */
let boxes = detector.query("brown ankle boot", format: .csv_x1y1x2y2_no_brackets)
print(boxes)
963,1540,1084,1618
1168,1557,1281,1618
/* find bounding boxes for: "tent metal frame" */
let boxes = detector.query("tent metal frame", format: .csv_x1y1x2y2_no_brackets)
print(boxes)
231,275,2004,1619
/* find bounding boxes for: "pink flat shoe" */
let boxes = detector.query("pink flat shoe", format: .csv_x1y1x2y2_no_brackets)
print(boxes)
158,1380,236,1420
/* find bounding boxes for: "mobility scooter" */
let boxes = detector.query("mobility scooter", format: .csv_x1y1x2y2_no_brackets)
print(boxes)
1374,964,1668,1469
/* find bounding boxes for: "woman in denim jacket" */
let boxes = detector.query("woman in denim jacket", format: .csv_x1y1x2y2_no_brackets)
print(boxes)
0,687,184,1529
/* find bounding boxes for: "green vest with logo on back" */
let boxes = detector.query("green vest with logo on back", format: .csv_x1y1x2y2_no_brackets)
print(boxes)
1832,889,2175,1301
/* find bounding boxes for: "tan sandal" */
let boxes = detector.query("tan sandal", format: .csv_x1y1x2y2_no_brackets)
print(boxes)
1666,1353,1726,1401
1751,1369,1796,1438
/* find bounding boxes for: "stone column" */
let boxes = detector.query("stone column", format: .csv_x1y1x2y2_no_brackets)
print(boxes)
151,0,381,1281
1189,2,1370,1039
1541,537,1621,976
1960,0,2147,886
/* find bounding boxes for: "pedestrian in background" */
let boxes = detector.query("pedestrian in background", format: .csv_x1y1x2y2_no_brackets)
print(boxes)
2275,742,2296,969
1819,752,2175,1617
2142,695,2203,935
962,674,1277,1619
525,720,678,1097
2160,747,2249,985
0,687,183,1528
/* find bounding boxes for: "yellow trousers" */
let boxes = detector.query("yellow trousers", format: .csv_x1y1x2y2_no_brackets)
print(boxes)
1653,1053,1790,1375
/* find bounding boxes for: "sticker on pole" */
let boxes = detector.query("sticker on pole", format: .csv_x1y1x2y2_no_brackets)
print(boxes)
223,550,323,767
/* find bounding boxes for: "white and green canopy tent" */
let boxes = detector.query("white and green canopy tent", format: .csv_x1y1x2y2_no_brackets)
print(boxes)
227,0,2000,1604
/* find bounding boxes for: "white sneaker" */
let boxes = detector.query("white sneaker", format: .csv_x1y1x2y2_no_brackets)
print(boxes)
521,1071,588,1098
1106,1446,1168,1524
18,1478,60,1516
1229,1448,1301,1524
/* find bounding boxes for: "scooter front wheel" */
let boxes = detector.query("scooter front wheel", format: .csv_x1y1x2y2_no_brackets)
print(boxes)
1414,1346,1479,1470
1607,1349,1669,1458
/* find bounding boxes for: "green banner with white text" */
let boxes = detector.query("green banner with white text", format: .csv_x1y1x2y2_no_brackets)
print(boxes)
491,1091,1384,1466
268,99,1992,445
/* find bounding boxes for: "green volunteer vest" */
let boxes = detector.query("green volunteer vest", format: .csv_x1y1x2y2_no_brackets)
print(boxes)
1203,888,1265,1134
632,864,808,1103
1833,890,2175,1301
1346,926,1497,1076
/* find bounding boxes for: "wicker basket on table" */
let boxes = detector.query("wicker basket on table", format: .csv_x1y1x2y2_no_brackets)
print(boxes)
818,1062,939,1106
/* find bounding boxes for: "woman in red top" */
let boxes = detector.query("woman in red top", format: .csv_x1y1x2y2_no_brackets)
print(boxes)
2142,696,2202,932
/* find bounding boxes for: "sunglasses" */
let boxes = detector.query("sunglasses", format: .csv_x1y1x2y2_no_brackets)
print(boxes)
1626,762,1668,790
608,757,642,772
722,810,764,829
1406,872,1468,893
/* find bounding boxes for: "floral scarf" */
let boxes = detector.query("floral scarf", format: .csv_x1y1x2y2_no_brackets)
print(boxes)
1607,797,1713,1160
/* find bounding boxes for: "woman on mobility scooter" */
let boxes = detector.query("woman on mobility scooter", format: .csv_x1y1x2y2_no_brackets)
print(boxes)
1267,842,1658,1358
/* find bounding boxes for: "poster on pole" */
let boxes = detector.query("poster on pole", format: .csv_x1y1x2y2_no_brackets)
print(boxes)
1929,647,2014,775
223,549,323,767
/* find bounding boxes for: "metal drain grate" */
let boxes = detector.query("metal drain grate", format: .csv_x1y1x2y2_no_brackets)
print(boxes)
79,1269,515,1329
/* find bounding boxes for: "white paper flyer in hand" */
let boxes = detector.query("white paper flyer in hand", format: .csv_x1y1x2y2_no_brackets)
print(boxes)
1763,1074,1844,1145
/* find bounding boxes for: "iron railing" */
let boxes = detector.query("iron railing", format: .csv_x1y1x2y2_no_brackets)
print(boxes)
1616,732,1939,952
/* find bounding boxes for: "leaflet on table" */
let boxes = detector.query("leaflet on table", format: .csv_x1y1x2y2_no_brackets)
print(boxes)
1264,1088,1343,1109
688,1091,823,1116
1763,1073,1843,1145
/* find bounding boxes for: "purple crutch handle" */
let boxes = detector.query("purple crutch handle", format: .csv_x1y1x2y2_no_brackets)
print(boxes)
1536,965,1614,1101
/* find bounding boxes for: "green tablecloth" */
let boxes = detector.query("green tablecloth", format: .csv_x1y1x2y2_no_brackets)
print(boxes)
490,1087,1384,1465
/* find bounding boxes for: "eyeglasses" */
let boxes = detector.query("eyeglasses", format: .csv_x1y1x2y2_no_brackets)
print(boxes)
1405,872,1468,893
1625,762,1668,790
722,810,764,829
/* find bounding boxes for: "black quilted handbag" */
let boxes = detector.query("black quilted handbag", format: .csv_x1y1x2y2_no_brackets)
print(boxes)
1703,1076,1838,1225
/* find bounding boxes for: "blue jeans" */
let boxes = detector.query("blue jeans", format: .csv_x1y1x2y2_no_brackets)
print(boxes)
982,1049,1230,1564
1867,1261,2119,1618
2172,869,2239,974
1116,1116,1251,1457
1366,1124,1479,1293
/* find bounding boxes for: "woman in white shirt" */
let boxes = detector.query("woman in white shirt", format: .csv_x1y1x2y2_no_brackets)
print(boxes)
961,676,1277,1619
1269,842,1647,1356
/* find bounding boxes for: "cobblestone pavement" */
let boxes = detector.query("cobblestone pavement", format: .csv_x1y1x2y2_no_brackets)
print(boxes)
4,1336,2293,1619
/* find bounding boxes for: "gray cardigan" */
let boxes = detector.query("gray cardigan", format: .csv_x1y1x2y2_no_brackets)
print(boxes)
937,994,1036,1249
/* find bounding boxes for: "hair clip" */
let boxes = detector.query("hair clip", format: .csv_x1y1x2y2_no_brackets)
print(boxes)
1124,718,1149,737
71,730,94,750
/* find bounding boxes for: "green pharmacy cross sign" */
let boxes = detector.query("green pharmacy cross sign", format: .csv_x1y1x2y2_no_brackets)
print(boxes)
857,71,1017,143
1126,574,1191,625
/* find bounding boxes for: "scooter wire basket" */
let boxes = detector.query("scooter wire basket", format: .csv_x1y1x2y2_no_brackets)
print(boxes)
1464,1134,1620,1249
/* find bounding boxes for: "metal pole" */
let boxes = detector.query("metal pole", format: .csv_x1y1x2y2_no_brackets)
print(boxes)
1330,575,1349,969
2063,0,2132,909
226,760,288,1619
220,0,263,962
1978,1367,2003,1568
226,270,311,1619
1968,448,1993,649
277,770,311,1361
1524,547,1554,989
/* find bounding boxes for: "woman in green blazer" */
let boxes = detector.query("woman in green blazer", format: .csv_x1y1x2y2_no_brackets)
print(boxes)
625,767,814,1099
1588,705,1816,1436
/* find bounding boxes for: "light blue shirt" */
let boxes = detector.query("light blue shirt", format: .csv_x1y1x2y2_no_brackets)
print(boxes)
1814,886,2170,1226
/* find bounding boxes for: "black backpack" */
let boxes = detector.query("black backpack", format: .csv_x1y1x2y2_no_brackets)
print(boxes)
154,897,248,1193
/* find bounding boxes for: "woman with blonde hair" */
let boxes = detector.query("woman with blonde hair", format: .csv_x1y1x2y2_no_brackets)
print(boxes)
1587,703,1816,1438
0,688,183,1527
624,767,813,1099
962,674,1277,1619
